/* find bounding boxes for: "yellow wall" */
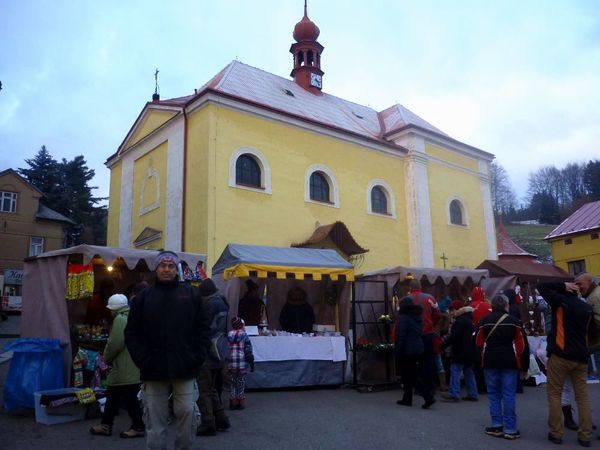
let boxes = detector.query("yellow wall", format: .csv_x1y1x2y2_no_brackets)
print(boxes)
131,142,168,248
106,161,122,246
195,105,409,273
426,143,479,172
426,143,488,268
125,110,178,150
551,233,600,276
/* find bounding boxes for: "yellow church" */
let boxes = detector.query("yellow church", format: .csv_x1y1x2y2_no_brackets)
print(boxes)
106,6,497,274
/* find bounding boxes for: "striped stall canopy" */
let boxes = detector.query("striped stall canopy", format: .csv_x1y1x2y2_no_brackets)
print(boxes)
212,244,354,281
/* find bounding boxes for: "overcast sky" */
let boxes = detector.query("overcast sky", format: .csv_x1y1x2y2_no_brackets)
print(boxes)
1,0,599,204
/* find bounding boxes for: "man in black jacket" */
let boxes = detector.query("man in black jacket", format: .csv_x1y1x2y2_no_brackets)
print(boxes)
538,282,593,447
475,294,529,440
125,251,210,450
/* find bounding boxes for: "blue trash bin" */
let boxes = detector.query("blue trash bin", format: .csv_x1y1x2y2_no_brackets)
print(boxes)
3,338,65,412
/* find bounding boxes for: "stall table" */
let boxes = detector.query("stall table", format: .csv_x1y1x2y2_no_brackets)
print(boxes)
246,335,347,388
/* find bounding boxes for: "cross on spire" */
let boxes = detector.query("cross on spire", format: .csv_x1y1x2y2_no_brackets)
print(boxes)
152,68,160,101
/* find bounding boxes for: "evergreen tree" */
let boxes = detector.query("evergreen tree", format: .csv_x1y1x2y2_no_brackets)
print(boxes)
583,159,600,201
18,146,62,211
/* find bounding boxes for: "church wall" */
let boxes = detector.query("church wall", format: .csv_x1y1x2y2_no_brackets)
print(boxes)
126,110,178,150
425,142,479,172
183,106,213,256
426,147,490,269
202,105,409,273
106,161,122,246
130,141,168,249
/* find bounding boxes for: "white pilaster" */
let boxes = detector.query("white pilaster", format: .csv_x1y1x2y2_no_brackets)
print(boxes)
165,120,184,251
119,159,133,248
479,160,498,259
397,134,434,267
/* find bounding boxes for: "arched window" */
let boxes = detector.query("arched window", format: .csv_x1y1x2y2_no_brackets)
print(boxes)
449,199,464,225
310,171,330,202
371,186,388,215
235,154,261,188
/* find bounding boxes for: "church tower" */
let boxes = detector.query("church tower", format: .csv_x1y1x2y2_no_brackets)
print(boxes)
289,1,324,94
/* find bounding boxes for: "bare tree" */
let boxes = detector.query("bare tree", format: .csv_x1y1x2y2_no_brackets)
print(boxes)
490,161,517,217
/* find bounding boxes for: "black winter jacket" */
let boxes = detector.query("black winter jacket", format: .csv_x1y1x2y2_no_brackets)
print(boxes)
442,307,478,365
395,301,424,357
538,282,593,364
475,309,529,371
125,279,210,381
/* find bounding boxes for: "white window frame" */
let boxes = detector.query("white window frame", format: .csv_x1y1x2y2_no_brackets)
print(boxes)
304,164,340,208
0,191,17,213
29,236,44,257
228,147,272,194
366,179,396,218
447,197,469,227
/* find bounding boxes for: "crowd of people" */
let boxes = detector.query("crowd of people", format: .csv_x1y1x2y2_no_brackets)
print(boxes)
84,248,600,449
394,274,600,447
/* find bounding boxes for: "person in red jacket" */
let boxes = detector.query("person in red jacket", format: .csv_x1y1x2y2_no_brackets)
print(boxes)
409,279,440,400
471,286,492,326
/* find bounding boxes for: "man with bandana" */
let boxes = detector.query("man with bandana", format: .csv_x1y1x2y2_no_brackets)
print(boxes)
125,250,210,450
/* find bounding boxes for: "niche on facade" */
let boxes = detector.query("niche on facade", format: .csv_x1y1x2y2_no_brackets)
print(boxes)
139,160,160,216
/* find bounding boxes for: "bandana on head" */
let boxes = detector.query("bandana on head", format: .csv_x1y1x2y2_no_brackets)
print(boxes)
155,251,179,267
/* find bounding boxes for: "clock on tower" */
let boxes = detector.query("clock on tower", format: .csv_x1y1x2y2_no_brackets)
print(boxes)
310,73,322,89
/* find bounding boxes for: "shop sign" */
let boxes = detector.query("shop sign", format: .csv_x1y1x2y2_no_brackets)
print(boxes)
4,269,23,285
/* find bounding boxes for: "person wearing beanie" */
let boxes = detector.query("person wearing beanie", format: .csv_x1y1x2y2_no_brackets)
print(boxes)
90,294,144,438
475,294,529,440
125,250,211,450
441,301,479,403
471,286,492,327
196,278,231,436
227,317,255,410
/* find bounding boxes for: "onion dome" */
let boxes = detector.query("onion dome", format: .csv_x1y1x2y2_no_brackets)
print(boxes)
293,6,320,42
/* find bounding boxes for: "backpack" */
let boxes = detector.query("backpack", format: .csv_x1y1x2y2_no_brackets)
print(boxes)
209,309,231,363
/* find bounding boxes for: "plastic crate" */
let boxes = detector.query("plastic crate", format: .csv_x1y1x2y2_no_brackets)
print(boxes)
34,388,87,425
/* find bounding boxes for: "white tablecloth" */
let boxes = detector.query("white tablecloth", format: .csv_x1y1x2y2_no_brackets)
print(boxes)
249,336,347,362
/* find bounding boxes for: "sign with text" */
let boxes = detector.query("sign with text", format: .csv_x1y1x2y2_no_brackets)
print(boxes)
3,269,23,285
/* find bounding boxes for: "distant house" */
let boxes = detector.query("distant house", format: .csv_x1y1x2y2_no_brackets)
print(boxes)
477,221,570,285
545,200,600,276
0,169,74,300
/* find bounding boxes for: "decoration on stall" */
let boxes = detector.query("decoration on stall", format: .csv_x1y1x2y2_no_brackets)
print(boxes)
75,388,97,404
66,263,94,300
355,337,395,352
325,282,341,332
181,261,208,284
258,286,269,334
72,348,109,389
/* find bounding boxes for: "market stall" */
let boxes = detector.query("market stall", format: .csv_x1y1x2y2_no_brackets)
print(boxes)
20,244,207,387
352,266,489,384
212,243,354,388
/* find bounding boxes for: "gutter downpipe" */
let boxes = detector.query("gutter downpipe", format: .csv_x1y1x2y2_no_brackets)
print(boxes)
181,108,188,252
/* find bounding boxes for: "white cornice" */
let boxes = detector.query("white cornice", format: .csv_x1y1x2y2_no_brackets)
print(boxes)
185,92,407,158
389,128,494,162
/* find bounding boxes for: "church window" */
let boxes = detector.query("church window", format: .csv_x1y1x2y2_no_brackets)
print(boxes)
229,148,272,194
371,186,388,215
310,172,330,202
236,154,261,188
304,164,339,208
449,199,465,225
366,180,396,218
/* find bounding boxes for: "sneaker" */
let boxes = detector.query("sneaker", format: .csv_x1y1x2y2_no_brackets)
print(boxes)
503,430,521,440
441,394,459,403
462,396,479,402
396,399,412,407
196,424,217,436
578,439,591,447
90,424,112,436
216,416,231,431
119,429,145,438
422,397,436,409
547,433,563,444
484,426,504,437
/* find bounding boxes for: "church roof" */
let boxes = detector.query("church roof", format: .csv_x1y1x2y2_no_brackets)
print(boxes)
496,222,536,258
545,200,600,240
152,61,471,151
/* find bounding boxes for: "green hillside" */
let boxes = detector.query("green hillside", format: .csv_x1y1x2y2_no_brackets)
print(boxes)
504,223,556,262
